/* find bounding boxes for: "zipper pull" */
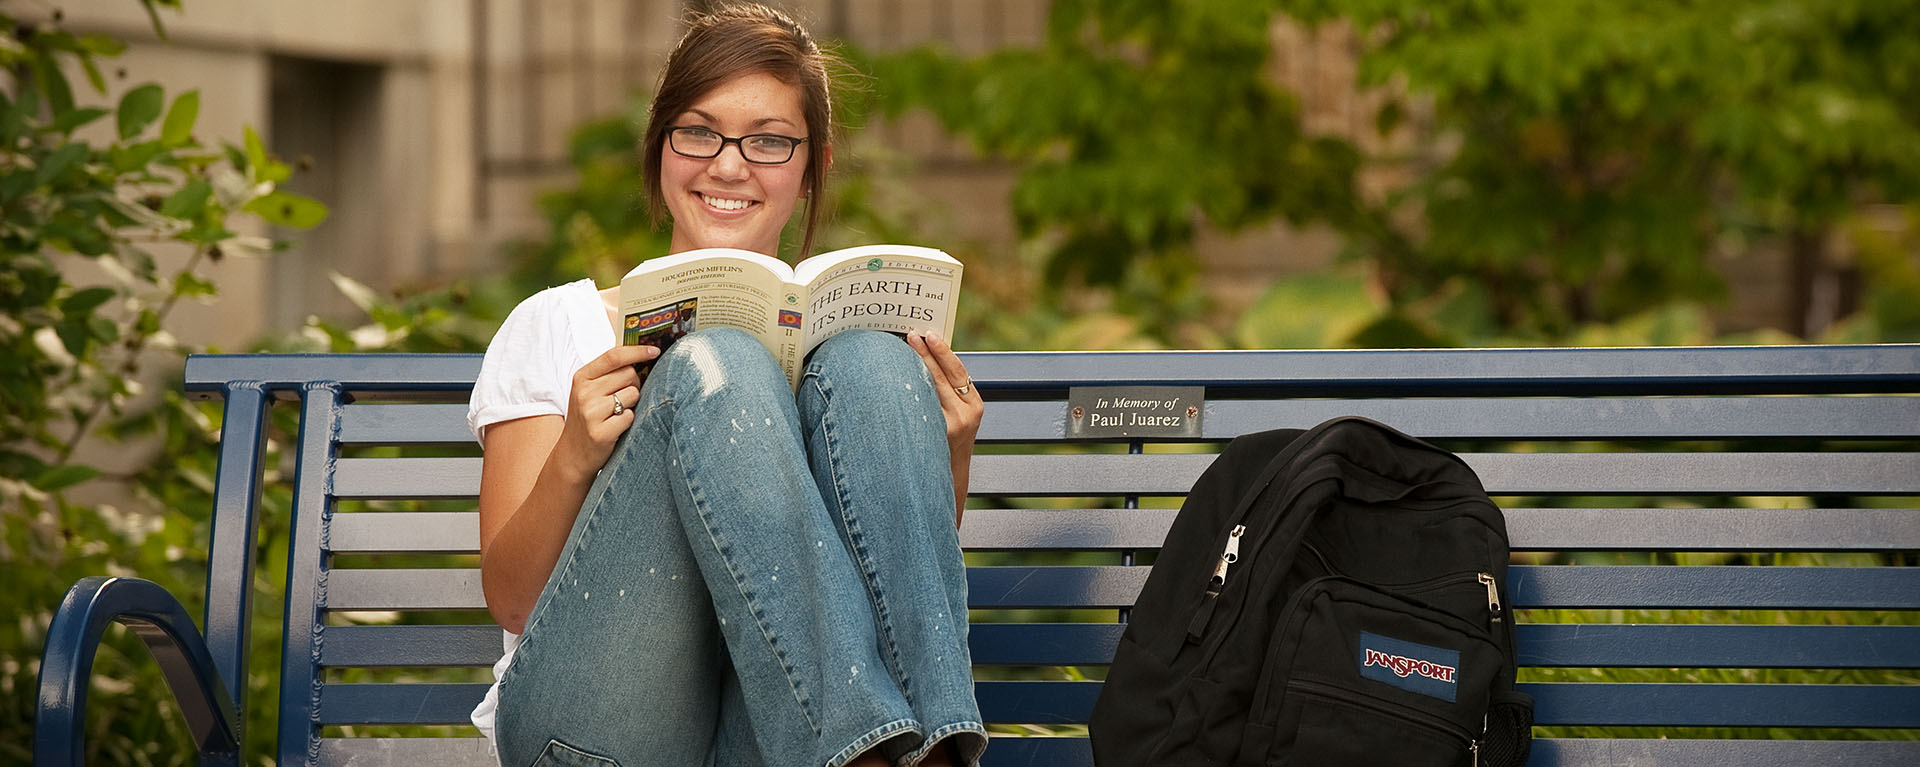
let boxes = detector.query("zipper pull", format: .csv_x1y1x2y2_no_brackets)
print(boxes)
1209,525,1247,590
1478,572,1503,624
1471,713,1486,766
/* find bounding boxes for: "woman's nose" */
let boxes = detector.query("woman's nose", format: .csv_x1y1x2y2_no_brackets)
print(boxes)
707,143,751,180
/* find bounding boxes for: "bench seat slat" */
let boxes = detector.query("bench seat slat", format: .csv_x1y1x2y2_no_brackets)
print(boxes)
340,396,1920,444
310,736,1920,767
325,565,1920,611
325,507,1920,554
315,680,1920,728
332,452,1920,498
316,623,1920,670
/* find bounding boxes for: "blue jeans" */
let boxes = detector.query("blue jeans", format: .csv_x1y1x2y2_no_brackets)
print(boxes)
496,328,986,767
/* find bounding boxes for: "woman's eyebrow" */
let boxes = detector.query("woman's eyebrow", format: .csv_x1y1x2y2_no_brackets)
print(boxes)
679,108,799,131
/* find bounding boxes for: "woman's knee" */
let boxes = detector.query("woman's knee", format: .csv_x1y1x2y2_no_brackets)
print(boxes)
650,328,784,397
809,330,925,384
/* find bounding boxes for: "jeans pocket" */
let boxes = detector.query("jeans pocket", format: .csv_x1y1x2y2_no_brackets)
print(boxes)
531,739,620,767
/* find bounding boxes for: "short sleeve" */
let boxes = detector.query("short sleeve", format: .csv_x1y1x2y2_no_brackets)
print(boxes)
467,284,585,442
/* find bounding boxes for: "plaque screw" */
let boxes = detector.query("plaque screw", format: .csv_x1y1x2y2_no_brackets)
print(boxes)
1186,405,1199,419
1072,406,1085,420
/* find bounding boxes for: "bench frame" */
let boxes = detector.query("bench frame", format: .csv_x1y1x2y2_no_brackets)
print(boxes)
35,344,1920,766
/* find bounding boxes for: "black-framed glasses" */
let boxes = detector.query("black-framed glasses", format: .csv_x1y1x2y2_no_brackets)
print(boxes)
667,126,808,165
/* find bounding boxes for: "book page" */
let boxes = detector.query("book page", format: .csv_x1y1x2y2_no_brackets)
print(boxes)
796,244,962,354
618,249,806,385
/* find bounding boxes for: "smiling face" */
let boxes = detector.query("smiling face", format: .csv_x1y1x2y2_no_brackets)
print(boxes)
660,72,811,256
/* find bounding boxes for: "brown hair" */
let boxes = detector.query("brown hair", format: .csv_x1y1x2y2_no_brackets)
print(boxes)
643,3,837,257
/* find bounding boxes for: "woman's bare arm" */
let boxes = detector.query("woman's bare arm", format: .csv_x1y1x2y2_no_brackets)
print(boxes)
478,344,656,633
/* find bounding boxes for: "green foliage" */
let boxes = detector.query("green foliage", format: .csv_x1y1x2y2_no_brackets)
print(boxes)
1277,0,1920,336
864,0,1362,294
869,0,1919,345
1,3,325,763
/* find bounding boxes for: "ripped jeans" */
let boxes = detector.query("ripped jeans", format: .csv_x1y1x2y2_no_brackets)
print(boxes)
495,328,986,767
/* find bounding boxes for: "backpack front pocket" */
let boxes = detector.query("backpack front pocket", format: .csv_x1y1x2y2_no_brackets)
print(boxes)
1240,577,1502,767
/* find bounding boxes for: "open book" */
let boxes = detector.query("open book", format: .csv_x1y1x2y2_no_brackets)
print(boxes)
618,244,963,388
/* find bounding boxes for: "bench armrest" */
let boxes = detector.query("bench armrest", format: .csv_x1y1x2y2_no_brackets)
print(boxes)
36,576,241,767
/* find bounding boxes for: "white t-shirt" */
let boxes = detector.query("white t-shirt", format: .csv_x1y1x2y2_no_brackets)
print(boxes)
464,278,614,750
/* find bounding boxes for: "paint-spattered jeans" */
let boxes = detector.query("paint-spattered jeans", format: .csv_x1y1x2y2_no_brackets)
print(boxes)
495,328,985,767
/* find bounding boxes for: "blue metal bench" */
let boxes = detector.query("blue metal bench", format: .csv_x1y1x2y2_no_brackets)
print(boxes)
36,345,1920,766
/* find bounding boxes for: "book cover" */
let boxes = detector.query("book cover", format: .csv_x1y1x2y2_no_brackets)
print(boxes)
618,244,962,388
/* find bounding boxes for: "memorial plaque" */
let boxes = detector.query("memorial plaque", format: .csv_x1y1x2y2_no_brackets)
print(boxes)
1066,386,1204,439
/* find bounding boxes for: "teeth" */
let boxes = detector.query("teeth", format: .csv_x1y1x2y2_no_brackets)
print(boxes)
702,194,751,211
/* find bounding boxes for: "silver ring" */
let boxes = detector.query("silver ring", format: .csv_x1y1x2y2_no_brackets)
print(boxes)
610,393,625,417
953,382,973,397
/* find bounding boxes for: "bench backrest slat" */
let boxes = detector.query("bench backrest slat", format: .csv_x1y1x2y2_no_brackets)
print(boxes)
326,451,1920,499
324,507,1920,554
317,622,1920,672
336,396,1920,443
320,563,1920,613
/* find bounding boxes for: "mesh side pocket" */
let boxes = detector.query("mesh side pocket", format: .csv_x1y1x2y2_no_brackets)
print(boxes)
1481,689,1533,767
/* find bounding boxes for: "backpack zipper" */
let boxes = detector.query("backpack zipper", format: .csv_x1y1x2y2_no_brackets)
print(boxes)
1208,525,1247,592
1477,572,1503,625
1308,542,1503,628
1185,524,1247,643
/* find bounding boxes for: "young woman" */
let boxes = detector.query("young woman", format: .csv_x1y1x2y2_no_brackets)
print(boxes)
465,5,987,765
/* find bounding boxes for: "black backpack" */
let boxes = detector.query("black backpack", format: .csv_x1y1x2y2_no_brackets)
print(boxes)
1091,417,1532,767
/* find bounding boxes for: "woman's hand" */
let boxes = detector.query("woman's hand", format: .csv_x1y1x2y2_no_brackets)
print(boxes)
552,344,660,481
907,330,981,525
907,330,982,450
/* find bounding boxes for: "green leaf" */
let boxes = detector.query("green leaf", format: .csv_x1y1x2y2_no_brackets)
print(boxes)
173,271,217,300
160,90,200,146
35,53,77,115
80,55,108,94
243,125,270,178
0,90,20,145
88,314,121,344
244,191,329,229
56,319,92,356
47,107,111,136
160,178,213,219
0,170,36,203
118,84,167,140
111,140,168,174
257,158,292,185
36,143,91,187
77,35,130,56
62,287,118,315
31,464,101,492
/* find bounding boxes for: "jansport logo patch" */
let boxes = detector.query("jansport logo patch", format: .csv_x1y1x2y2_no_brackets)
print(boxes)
1358,631,1461,702
1364,647,1457,683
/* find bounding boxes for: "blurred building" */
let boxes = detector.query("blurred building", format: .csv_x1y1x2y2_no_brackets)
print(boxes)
57,0,1824,350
